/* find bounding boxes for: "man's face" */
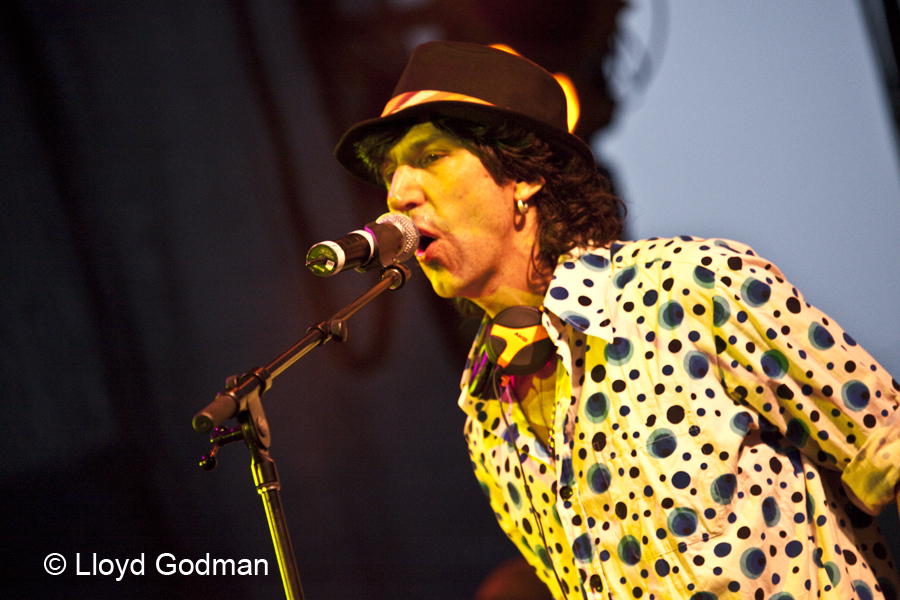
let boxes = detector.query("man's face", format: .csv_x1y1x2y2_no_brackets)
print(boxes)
381,122,528,304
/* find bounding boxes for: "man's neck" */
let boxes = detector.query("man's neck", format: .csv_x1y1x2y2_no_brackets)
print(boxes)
474,286,546,318
474,252,555,318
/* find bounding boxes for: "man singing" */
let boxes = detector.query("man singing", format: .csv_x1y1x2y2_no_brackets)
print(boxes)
334,41,900,600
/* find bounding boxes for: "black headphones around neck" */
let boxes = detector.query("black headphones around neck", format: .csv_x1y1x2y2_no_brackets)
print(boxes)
467,306,556,400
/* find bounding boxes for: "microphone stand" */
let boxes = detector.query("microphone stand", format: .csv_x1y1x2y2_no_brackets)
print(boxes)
192,263,412,600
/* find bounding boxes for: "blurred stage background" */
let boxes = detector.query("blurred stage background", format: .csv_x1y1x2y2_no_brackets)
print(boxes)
2,1,899,598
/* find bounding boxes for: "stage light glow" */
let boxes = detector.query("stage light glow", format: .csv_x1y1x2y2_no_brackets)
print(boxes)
552,72,580,133
489,43,520,56
490,44,581,132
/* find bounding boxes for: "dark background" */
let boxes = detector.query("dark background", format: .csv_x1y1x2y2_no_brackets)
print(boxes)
2,1,899,599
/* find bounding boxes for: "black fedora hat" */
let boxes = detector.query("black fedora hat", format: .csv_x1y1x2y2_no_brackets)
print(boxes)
334,41,596,187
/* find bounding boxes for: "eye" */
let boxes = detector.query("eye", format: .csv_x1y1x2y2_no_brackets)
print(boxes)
421,152,443,167
380,167,395,186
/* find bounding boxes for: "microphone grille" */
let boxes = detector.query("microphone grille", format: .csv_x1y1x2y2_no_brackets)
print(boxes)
376,213,419,263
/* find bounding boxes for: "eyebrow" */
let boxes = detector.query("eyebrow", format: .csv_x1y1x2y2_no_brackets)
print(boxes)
385,136,435,167
383,128,459,173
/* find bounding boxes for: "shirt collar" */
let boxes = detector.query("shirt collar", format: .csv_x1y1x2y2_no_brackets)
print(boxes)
459,244,620,406
541,245,620,343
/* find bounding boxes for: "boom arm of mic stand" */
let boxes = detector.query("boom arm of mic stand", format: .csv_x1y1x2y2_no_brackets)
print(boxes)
193,263,411,434
191,263,412,600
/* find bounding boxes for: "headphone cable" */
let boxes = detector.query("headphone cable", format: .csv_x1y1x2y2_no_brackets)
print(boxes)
493,371,572,600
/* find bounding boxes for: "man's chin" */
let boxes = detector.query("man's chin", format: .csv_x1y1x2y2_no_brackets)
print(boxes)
428,281,458,299
423,270,461,299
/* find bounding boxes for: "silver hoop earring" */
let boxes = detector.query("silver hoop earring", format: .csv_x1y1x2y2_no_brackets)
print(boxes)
515,194,529,216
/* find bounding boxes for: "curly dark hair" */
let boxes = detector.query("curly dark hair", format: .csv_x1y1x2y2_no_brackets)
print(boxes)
354,115,626,270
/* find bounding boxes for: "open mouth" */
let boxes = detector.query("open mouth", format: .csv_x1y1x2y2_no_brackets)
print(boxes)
418,235,436,253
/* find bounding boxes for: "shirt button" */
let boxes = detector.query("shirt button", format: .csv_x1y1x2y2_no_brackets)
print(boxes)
559,485,573,500
590,574,602,591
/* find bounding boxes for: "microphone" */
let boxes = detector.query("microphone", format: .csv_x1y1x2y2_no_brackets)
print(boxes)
306,213,419,276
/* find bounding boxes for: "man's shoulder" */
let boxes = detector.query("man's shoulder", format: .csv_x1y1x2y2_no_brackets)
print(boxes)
546,237,774,340
568,237,761,271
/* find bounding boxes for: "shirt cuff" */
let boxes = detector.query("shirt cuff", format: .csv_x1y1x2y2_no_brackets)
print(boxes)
842,408,900,515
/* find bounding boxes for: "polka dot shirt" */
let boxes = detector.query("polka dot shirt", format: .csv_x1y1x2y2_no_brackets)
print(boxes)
458,237,900,600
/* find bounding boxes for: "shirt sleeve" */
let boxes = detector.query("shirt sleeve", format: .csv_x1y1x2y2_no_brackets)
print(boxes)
708,240,900,514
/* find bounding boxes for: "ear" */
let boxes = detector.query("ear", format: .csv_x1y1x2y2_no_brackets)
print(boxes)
514,178,545,202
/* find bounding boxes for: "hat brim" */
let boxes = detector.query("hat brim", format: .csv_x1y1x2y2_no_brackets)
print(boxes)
334,100,596,188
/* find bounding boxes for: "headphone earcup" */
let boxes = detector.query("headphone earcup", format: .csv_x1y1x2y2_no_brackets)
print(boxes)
486,306,555,376
468,306,555,400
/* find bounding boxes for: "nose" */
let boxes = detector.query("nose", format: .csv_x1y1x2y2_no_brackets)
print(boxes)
386,165,425,213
